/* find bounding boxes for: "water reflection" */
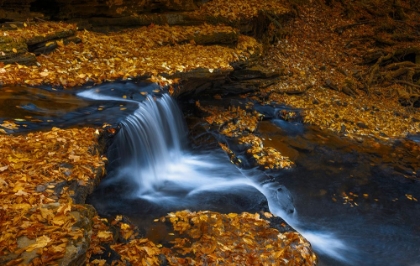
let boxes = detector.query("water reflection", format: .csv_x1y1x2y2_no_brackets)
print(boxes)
0,86,87,119
0,82,159,132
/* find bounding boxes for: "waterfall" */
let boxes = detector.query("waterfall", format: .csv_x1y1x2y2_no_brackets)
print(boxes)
112,94,187,195
107,94,259,203
80,88,349,264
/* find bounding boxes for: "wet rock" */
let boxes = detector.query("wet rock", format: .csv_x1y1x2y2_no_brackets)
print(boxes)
0,204,96,266
68,165,106,204
394,164,415,176
287,137,315,152
58,205,96,266
0,25,77,65
0,37,37,65
173,61,281,97
16,237,37,264
36,184,46,192
230,65,281,81
340,124,347,134
356,121,368,129
265,215,295,233
324,78,339,91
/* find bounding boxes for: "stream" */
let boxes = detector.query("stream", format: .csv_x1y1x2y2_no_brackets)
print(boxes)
1,82,419,266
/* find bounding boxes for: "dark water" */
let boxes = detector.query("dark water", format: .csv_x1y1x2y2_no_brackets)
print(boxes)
0,82,161,132
1,82,419,266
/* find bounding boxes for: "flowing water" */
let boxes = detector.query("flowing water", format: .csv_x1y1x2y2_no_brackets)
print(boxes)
1,82,419,265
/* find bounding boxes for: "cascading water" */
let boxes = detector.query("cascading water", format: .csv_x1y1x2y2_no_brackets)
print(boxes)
81,88,351,265
103,93,262,207
2,83,417,265
111,94,187,196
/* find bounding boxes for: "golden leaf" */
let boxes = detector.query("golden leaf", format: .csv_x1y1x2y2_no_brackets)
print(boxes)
90,259,107,266
40,207,54,220
45,41,55,47
56,39,64,47
50,245,65,253
26,235,51,252
97,230,113,241
57,203,72,214
52,215,66,226
120,223,130,230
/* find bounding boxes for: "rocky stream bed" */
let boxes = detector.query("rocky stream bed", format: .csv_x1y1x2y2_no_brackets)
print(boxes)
0,0,419,265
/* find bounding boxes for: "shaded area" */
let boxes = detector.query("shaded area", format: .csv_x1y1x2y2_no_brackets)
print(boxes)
0,81,161,133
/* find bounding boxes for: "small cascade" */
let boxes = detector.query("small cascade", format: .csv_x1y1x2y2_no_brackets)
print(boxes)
110,94,187,195
83,89,351,265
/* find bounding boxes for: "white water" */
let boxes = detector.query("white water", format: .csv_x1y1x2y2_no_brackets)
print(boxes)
79,89,351,264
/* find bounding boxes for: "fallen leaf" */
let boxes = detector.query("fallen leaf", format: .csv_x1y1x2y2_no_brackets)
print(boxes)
26,235,51,252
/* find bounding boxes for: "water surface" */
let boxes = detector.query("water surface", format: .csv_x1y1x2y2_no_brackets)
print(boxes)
1,82,419,266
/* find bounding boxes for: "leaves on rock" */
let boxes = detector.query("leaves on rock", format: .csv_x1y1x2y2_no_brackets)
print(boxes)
0,127,106,264
161,210,316,265
0,22,260,88
196,102,293,169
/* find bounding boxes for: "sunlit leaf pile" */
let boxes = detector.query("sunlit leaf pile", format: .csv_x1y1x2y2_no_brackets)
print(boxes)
239,135,293,169
86,214,162,266
196,101,294,169
161,210,316,265
0,127,106,265
0,22,261,88
1,21,76,42
83,210,317,265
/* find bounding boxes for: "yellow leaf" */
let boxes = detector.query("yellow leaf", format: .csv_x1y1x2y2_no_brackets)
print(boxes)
40,207,54,220
26,235,51,252
50,245,65,253
12,48,17,53
57,203,72,214
69,154,80,162
56,39,64,47
90,259,107,266
227,213,238,218
12,183,26,192
52,215,66,225
97,231,113,241
13,203,31,211
120,223,130,230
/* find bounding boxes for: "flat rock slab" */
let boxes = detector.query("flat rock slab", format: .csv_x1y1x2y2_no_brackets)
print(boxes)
0,22,79,65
